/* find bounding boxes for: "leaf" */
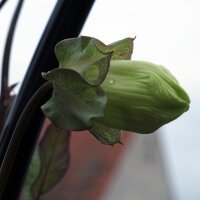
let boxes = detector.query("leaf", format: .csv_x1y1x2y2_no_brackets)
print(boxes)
8,82,18,92
31,124,70,199
22,148,41,200
89,121,122,145
42,68,107,131
95,37,135,60
55,36,112,86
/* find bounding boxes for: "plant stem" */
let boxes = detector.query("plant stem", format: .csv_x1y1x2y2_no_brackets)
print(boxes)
1,0,24,103
0,81,53,199
0,0,8,10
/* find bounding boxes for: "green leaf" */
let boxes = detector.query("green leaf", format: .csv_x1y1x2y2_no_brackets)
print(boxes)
22,148,40,200
89,121,122,145
55,36,112,86
42,68,107,131
95,37,135,60
31,125,70,199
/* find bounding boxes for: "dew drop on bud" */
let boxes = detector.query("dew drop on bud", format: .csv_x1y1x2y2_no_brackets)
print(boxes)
108,78,115,84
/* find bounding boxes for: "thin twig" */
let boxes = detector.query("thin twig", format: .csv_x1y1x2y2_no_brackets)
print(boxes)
1,0,24,103
0,81,53,199
0,0,8,10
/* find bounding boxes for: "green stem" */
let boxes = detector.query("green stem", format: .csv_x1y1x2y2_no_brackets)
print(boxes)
0,81,53,198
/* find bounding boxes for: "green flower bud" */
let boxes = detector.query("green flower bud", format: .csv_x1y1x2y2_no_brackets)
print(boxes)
93,60,190,134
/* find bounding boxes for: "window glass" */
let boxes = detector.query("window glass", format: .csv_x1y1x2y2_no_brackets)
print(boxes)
0,0,57,92
81,1,200,200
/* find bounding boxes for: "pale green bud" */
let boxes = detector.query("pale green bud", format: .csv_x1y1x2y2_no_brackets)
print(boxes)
93,60,190,134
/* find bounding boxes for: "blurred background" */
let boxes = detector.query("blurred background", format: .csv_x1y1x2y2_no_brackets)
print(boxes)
0,0,199,199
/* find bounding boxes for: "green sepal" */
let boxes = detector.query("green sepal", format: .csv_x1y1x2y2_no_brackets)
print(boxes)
95,37,135,60
41,68,107,131
89,121,122,146
55,36,112,86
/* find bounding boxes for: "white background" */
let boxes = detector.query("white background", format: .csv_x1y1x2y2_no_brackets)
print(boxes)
1,0,200,199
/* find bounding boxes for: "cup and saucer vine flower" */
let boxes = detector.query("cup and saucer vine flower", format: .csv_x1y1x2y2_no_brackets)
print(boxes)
41,36,190,145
